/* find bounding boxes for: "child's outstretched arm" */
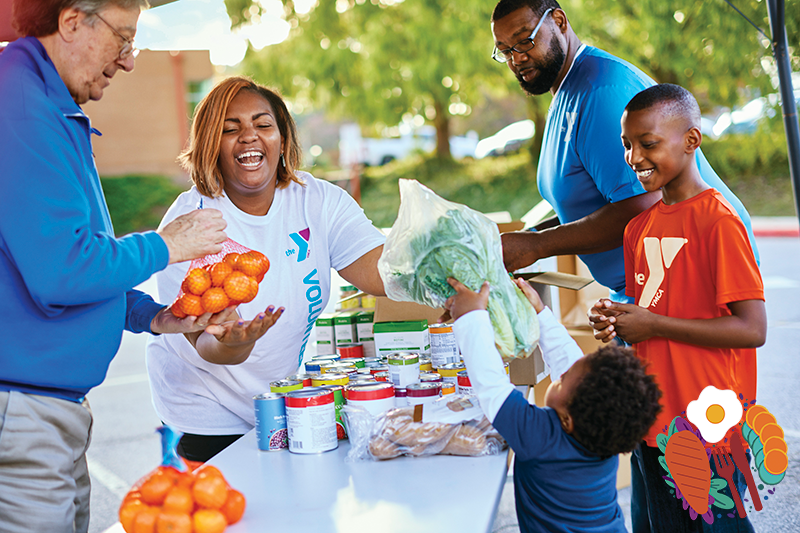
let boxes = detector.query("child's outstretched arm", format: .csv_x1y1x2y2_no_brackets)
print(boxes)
591,298,766,347
445,278,515,422
513,278,584,381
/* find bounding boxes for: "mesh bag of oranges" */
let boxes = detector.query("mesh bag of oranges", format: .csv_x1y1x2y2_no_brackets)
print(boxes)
170,238,270,317
119,426,246,533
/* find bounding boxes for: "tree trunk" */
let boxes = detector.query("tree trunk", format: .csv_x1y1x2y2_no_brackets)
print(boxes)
433,99,452,160
527,98,548,165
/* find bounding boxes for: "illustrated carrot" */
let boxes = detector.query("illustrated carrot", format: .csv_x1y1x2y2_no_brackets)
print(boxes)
665,431,711,514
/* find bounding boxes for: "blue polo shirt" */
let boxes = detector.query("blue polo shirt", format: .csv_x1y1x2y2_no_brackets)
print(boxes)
537,46,758,300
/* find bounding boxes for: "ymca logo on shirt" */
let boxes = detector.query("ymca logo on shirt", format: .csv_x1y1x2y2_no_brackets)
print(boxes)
287,228,311,262
636,237,688,308
563,111,577,143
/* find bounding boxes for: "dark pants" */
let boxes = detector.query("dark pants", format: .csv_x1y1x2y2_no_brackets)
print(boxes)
177,432,244,463
631,442,755,533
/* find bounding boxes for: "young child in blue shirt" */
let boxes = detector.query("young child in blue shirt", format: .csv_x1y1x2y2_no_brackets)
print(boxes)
445,277,662,533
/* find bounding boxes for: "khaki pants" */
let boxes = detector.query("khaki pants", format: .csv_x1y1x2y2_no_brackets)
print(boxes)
0,391,93,533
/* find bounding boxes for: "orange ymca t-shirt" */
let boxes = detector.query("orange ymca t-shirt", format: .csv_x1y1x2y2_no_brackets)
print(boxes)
624,188,764,447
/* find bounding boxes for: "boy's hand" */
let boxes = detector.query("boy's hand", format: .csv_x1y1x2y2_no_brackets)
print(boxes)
591,301,656,344
444,278,489,320
588,298,622,343
513,277,544,313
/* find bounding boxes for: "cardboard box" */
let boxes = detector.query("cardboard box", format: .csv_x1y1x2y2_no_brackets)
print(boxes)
356,311,376,358
334,309,360,346
373,319,431,355
314,313,337,355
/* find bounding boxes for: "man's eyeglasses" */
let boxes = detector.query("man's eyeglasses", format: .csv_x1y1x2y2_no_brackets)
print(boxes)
94,12,138,60
492,8,553,63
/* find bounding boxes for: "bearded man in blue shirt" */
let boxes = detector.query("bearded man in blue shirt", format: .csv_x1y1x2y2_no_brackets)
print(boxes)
0,1,233,530
494,0,757,304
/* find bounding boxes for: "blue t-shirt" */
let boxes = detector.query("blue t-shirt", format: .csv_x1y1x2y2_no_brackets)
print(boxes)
537,46,758,300
493,389,626,533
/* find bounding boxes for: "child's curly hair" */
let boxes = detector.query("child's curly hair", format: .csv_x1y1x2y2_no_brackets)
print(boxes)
567,344,662,457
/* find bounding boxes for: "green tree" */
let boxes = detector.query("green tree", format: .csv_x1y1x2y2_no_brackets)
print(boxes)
227,0,517,159
564,0,799,110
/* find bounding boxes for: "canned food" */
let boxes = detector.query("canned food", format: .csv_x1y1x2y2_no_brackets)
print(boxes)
349,373,377,384
356,367,373,375
318,385,347,440
364,357,382,367
270,379,303,394
361,294,377,309
504,362,509,375
253,393,287,451
320,361,358,375
419,372,443,383
437,362,466,385
312,354,341,362
311,373,350,387
440,382,456,395
457,370,473,395
374,371,390,382
369,364,389,375
304,360,323,375
387,352,420,388
419,357,433,372
337,343,364,360
407,382,441,406
394,387,408,408
345,382,395,418
287,373,314,387
429,323,459,368
285,387,338,454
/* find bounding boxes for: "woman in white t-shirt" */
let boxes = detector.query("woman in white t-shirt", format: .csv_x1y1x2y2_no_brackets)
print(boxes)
146,76,386,462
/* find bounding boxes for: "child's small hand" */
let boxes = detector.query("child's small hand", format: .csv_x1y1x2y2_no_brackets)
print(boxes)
513,277,544,313
588,299,621,343
444,278,489,320
590,301,655,344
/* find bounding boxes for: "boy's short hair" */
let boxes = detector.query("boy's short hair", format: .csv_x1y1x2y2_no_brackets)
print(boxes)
568,344,662,457
625,83,701,130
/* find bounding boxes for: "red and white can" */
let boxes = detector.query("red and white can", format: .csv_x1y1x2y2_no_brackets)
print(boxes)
345,382,396,418
407,382,442,406
285,387,338,454
457,370,473,395
287,373,314,387
337,343,364,360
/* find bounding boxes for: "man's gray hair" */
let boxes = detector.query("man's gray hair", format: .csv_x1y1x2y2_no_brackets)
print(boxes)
13,0,149,38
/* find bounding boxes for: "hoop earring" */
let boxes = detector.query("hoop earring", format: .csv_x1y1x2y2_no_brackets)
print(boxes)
280,153,286,168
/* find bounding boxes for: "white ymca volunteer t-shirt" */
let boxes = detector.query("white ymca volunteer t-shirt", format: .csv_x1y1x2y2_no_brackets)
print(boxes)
146,172,385,434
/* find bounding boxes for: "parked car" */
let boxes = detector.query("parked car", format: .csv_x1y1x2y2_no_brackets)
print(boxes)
339,123,478,167
475,120,536,159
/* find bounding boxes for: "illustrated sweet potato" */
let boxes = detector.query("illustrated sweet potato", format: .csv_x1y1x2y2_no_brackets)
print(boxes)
665,431,711,514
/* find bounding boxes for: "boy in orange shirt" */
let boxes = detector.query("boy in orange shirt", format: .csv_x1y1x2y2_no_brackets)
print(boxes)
589,84,766,532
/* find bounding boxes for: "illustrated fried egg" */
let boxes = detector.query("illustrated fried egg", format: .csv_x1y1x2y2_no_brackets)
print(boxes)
686,386,743,443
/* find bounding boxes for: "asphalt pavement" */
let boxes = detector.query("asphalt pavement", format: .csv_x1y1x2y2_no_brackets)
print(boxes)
85,235,800,533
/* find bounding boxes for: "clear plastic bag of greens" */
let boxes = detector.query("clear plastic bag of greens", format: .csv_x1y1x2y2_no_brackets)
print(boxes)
377,179,539,360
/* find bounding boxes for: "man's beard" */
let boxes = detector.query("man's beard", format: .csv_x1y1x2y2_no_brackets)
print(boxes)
516,34,566,95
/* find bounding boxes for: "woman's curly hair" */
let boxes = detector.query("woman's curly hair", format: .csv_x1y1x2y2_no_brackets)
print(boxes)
567,344,662,457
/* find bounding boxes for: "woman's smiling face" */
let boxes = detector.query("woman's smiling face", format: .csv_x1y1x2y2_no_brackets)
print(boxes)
218,89,283,212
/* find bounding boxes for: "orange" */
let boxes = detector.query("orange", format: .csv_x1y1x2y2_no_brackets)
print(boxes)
156,511,192,533
209,262,234,287
222,253,240,269
120,499,149,533
249,250,270,276
174,471,196,490
220,488,246,524
235,252,263,277
192,475,229,509
184,268,212,296
224,271,258,303
178,293,205,317
133,506,160,533
193,509,228,533
162,485,194,515
196,465,225,479
759,422,785,443
169,302,187,319
201,288,230,314
140,471,175,506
